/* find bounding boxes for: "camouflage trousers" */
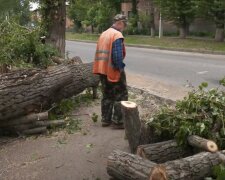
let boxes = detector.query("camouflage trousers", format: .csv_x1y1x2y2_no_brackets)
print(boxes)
100,71,128,124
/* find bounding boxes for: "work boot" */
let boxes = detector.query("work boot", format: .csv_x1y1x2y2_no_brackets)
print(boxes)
102,121,111,127
111,122,124,129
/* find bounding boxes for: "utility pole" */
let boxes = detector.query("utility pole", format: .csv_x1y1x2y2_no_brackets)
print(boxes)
159,12,163,38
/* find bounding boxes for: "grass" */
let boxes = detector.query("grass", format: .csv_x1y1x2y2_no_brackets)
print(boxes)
66,32,225,53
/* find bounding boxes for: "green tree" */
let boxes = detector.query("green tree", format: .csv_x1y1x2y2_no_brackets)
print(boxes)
40,0,66,56
68,0,119,33
196,0,225,42
155,0,196,38
0,0,31,25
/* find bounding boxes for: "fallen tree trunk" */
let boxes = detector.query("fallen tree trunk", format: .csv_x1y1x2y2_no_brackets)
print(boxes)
187,135,218,152
151,150,225,180
137,140,192,163
107,149,225,180
0,62,99,121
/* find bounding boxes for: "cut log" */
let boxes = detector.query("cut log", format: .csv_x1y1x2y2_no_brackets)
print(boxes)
121,101,141,153
0,112,48,127
107,149,225,180
137,140,192,163
187,135,218,152
121,101,159,153
107,150,158,180
0,62,99,121
150,150,225,180
34,120,66,128
22,127,47,135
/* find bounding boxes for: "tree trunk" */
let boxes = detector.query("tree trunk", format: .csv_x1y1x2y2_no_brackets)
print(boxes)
121,101,141,153
107,150,157,180
121,101,162,153
0,63,99,121
151,150,225,180
107,149,225,180
179,26,188,39
187,135,218,152
215,27,224,42
137,140,192,163
149,1,155,37
42,0,66,57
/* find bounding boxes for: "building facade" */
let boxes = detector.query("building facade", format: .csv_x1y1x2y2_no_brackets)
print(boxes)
121,0,215,35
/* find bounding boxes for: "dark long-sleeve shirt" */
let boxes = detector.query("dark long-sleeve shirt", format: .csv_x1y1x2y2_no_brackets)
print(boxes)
111,38,125,71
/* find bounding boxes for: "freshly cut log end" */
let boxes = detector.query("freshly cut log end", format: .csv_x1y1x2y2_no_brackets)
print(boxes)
206,141,218,152
121,101,141,153
121,101,137,108
150,166,167,180
137,140,192,163
187,135,218,153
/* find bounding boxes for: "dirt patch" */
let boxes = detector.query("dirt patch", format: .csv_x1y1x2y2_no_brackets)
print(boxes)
0,84,180,180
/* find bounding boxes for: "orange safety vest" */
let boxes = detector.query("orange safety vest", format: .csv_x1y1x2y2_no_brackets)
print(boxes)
93,28,126,82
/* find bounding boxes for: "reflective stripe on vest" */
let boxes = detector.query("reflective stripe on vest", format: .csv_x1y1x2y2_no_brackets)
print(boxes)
93,28,125,82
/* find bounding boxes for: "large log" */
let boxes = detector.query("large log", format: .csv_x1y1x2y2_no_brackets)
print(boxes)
187,135,218,152
151,150,225,180
107,150,158,180
137,140,192,163
0,112,48,127
107,150,225,180
0,62,99,121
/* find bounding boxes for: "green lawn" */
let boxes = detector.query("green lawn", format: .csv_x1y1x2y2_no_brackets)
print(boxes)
66,32,225,53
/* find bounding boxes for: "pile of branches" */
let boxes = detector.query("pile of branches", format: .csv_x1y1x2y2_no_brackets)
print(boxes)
147,80,225,149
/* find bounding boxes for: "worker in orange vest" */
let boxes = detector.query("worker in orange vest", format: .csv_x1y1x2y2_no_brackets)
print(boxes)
93,14,128,129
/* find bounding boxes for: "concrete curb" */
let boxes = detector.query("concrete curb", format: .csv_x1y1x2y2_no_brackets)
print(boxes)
67,39,225,55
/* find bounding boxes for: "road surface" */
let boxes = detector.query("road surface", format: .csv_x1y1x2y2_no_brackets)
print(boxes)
66,40,225,88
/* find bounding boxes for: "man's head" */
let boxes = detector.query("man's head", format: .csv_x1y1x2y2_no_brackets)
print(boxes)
113,14,128,32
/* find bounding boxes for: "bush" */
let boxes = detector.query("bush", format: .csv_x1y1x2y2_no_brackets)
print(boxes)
147,78,225,149
0,20,58,68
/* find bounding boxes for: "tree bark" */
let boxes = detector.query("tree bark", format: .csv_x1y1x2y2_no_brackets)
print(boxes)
0,63,99,121
187,135,218,152
121,101,162,153
121,101,141,153
149,0,155,37
107,150,157,180
42,0,66,57
215,27,224,42
151,150,225,180
0,112,48,127
22,127,47,135
179,27,187,38
137,140,192,163
107,149,225,180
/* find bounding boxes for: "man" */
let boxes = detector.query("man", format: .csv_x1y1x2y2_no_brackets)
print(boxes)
93,14,128,129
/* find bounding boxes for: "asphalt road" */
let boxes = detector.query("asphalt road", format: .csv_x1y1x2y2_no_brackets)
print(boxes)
66,40,225,88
